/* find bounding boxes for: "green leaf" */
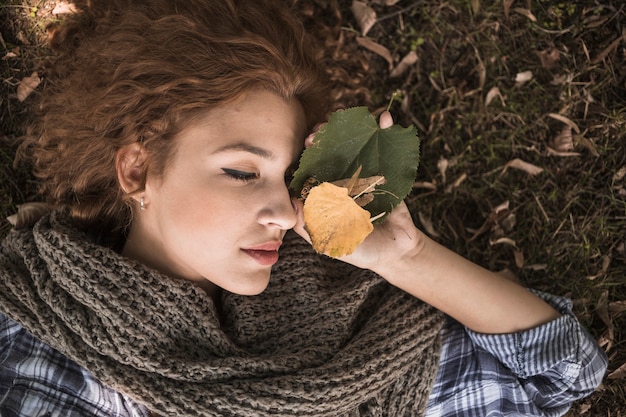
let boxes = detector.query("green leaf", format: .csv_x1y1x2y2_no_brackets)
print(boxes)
290,107,420,218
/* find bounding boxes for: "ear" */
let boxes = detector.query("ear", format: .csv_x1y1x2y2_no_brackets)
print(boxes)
116,142,147,195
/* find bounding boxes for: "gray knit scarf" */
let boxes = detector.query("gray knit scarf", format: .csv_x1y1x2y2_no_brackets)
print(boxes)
0,210,443,416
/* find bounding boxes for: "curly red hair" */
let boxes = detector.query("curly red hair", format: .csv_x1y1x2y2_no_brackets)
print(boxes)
20,0,329,239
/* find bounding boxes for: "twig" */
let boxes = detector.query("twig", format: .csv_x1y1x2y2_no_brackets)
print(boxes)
592,30,626,65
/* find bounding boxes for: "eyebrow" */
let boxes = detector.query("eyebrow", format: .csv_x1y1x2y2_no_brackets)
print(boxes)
212,143,275,160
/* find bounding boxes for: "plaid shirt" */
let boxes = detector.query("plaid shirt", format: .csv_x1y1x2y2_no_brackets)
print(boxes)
1,291,607,417
0,316,150,417
425,291,608,416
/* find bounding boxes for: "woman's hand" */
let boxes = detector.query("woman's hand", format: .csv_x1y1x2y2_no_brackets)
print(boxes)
292,111,423,273
334,201,428,273
292,110,561,335
292,194,427,273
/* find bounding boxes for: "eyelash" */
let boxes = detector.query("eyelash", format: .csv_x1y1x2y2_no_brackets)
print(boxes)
221,168,297,184
222,168,258,182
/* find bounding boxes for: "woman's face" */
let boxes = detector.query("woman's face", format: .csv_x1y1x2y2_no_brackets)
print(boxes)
123,90,306,296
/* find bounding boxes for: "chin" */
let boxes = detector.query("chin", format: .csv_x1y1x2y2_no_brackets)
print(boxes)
231,274,271,296
238,285,269,297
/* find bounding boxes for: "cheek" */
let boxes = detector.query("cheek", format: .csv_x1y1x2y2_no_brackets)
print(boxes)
168,192,220,227
164,186,248,235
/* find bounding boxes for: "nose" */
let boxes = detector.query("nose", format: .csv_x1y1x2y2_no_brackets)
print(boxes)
257,184,298,230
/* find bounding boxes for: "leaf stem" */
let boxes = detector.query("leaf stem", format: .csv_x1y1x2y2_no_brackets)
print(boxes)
386,90,402,112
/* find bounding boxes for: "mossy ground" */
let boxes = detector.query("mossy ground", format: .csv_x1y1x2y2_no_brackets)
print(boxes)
1,0,625,414
345,1,625,414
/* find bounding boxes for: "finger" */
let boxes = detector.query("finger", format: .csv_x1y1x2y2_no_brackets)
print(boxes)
304,122,326,149
304,134,315,149
379,111,394,129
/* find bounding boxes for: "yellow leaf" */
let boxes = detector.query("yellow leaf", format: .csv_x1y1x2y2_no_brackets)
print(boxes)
303,182,374,257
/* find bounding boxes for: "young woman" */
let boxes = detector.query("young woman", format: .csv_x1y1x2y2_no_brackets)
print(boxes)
0,0,607,416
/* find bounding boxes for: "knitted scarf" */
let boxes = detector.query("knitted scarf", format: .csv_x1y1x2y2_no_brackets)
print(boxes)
0,210,443,416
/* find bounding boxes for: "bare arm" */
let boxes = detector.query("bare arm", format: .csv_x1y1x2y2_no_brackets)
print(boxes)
361,204,561,334
293,111,560,334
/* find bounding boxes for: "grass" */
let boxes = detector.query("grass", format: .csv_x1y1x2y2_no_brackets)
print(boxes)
1,0,625,415
333,0,626,414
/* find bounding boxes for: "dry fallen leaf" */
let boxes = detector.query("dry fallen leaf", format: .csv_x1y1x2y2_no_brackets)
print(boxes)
6,202,51,229
390,50,418,78
3,47,20,60
490,237,517,247
514,70,534,86
503,0,514,20
579,136,599,157
417,211,440,238
614,166,626,182
356,37,393,69
470,0,480,14
494,201,510,215
597,290,614,351
608,362,626,380
16,71,41,102
578,402,592,414
514,7,537,22
501,158,544,176
609,300,626,315
437,157,449,184
303,182,374,257
550,126,575,153
485,86,505,107
601,255,611,274
413,181,437,191
16,31,30,46
351,0,377,36
537,47,560,69
444,172,467,193
546,147,581,157
470,201,511,241
592,31,626,65
548,113,580,133
52,1,77,14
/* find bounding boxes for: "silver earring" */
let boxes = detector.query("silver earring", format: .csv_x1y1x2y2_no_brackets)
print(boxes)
139,197,146,211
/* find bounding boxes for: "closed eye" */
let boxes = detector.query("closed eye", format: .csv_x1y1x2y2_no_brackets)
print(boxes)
222,168,258,182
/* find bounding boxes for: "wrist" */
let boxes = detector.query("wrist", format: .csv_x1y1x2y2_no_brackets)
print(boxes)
371,227,431,284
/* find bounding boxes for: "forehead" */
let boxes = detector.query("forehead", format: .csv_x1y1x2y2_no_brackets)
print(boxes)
174,90,306,157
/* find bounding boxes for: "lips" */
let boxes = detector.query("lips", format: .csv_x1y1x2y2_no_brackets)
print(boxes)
242,241,282,266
